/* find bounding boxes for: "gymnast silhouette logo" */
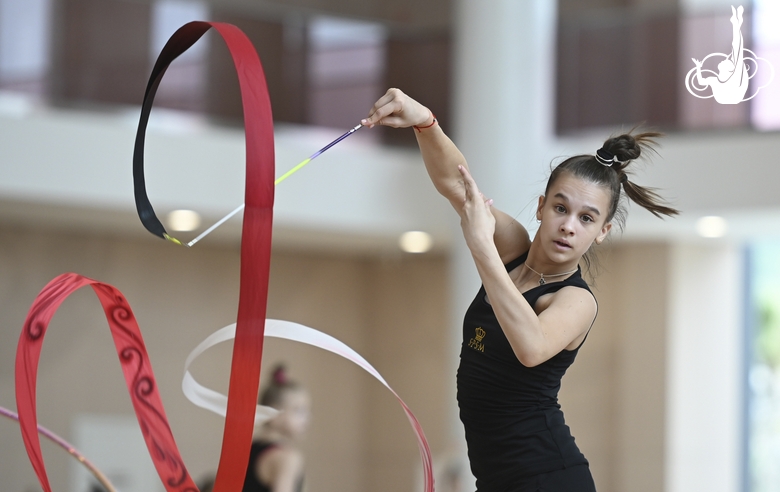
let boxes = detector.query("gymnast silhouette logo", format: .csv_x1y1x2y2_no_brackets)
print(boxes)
684,5,774,104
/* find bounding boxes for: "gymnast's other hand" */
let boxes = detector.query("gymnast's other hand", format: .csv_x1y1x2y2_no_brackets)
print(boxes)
457,165,496,252
361,88,432,129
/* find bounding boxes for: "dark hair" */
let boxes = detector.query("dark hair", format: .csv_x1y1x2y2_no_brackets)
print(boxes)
545,130,679,271
259,364,302,408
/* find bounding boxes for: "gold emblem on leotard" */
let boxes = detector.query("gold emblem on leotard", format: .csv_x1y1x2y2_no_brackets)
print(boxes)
468,327,486,352
475,327,485,341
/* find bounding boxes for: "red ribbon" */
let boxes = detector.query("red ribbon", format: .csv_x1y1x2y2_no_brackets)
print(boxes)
16,274,199,491
16,21,274,492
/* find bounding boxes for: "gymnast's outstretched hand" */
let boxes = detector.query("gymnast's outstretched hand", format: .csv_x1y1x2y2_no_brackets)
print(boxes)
361,88,433,129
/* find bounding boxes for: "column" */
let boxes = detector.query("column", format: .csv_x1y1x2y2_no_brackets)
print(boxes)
666,242,745,492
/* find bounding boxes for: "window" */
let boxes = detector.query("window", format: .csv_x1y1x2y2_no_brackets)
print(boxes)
747,241,780,491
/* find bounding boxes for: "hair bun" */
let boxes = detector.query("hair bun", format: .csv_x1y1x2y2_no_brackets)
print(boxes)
272,365,287,385
260,363,302,407
603,129,663,165
602,134,641,163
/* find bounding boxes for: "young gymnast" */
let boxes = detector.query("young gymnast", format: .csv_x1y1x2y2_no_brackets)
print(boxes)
243,365,310,492
362,89,678,491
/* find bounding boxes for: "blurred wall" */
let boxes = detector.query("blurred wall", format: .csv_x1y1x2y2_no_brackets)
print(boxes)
560,239,744,492
561,242,671,492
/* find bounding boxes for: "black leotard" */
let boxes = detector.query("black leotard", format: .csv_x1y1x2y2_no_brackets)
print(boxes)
457,252,595,491
242,441,304,492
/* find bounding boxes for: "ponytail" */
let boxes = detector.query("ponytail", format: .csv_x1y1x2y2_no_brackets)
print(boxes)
601,131,679,220
620,179,679,218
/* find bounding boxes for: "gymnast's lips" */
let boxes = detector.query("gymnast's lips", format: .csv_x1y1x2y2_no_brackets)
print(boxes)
553,239,572,249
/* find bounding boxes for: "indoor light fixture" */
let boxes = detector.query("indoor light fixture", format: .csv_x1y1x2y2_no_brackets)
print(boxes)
167,209,201,232
695,216,728,238
399,231,433,253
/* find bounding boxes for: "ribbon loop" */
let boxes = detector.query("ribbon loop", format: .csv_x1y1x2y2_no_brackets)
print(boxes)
15,273,198,492
182,321,434,492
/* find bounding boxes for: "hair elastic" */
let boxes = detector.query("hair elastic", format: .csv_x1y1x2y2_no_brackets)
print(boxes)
595,148,618,166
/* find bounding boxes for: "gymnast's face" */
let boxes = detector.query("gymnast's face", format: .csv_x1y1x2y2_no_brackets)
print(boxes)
274,388,311,440
536,174,612,262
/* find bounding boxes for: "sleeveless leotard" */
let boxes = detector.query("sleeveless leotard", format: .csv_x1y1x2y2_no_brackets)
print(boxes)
457,252,595,491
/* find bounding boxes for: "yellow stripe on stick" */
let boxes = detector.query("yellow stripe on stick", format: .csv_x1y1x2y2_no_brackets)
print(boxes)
274,158,311,186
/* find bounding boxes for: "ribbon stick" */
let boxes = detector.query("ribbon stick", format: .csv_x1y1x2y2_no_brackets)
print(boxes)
181,321,434,492
186,123,363,248
133,21,276,492
275,123,363,186
0,405,118,492
15,273,197,492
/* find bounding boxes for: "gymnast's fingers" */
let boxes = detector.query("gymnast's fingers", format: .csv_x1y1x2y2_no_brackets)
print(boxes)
362,88,403,128
458,165,481,202
362,88,428,129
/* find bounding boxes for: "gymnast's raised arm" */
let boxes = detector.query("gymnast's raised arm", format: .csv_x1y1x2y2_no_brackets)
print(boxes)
362,88,530,262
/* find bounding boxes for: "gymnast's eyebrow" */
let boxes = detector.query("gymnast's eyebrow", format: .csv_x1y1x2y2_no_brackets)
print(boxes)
553,192,601,216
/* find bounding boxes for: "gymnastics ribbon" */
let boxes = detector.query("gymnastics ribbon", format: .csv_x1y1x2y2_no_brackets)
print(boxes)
182,320,434,491
132,21,434,492
0,405,117,492
15,273,196,491
12,19,432,492
134,21,275,492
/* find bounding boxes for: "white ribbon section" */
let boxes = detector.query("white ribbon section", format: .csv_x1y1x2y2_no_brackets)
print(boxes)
182,323,279,425
183,319,434,491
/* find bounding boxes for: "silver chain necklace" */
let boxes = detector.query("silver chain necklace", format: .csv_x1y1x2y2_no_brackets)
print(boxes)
524,263,578,285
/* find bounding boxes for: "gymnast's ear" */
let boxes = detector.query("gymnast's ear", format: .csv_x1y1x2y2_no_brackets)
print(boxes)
595,221,612,245
536,195,545,221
